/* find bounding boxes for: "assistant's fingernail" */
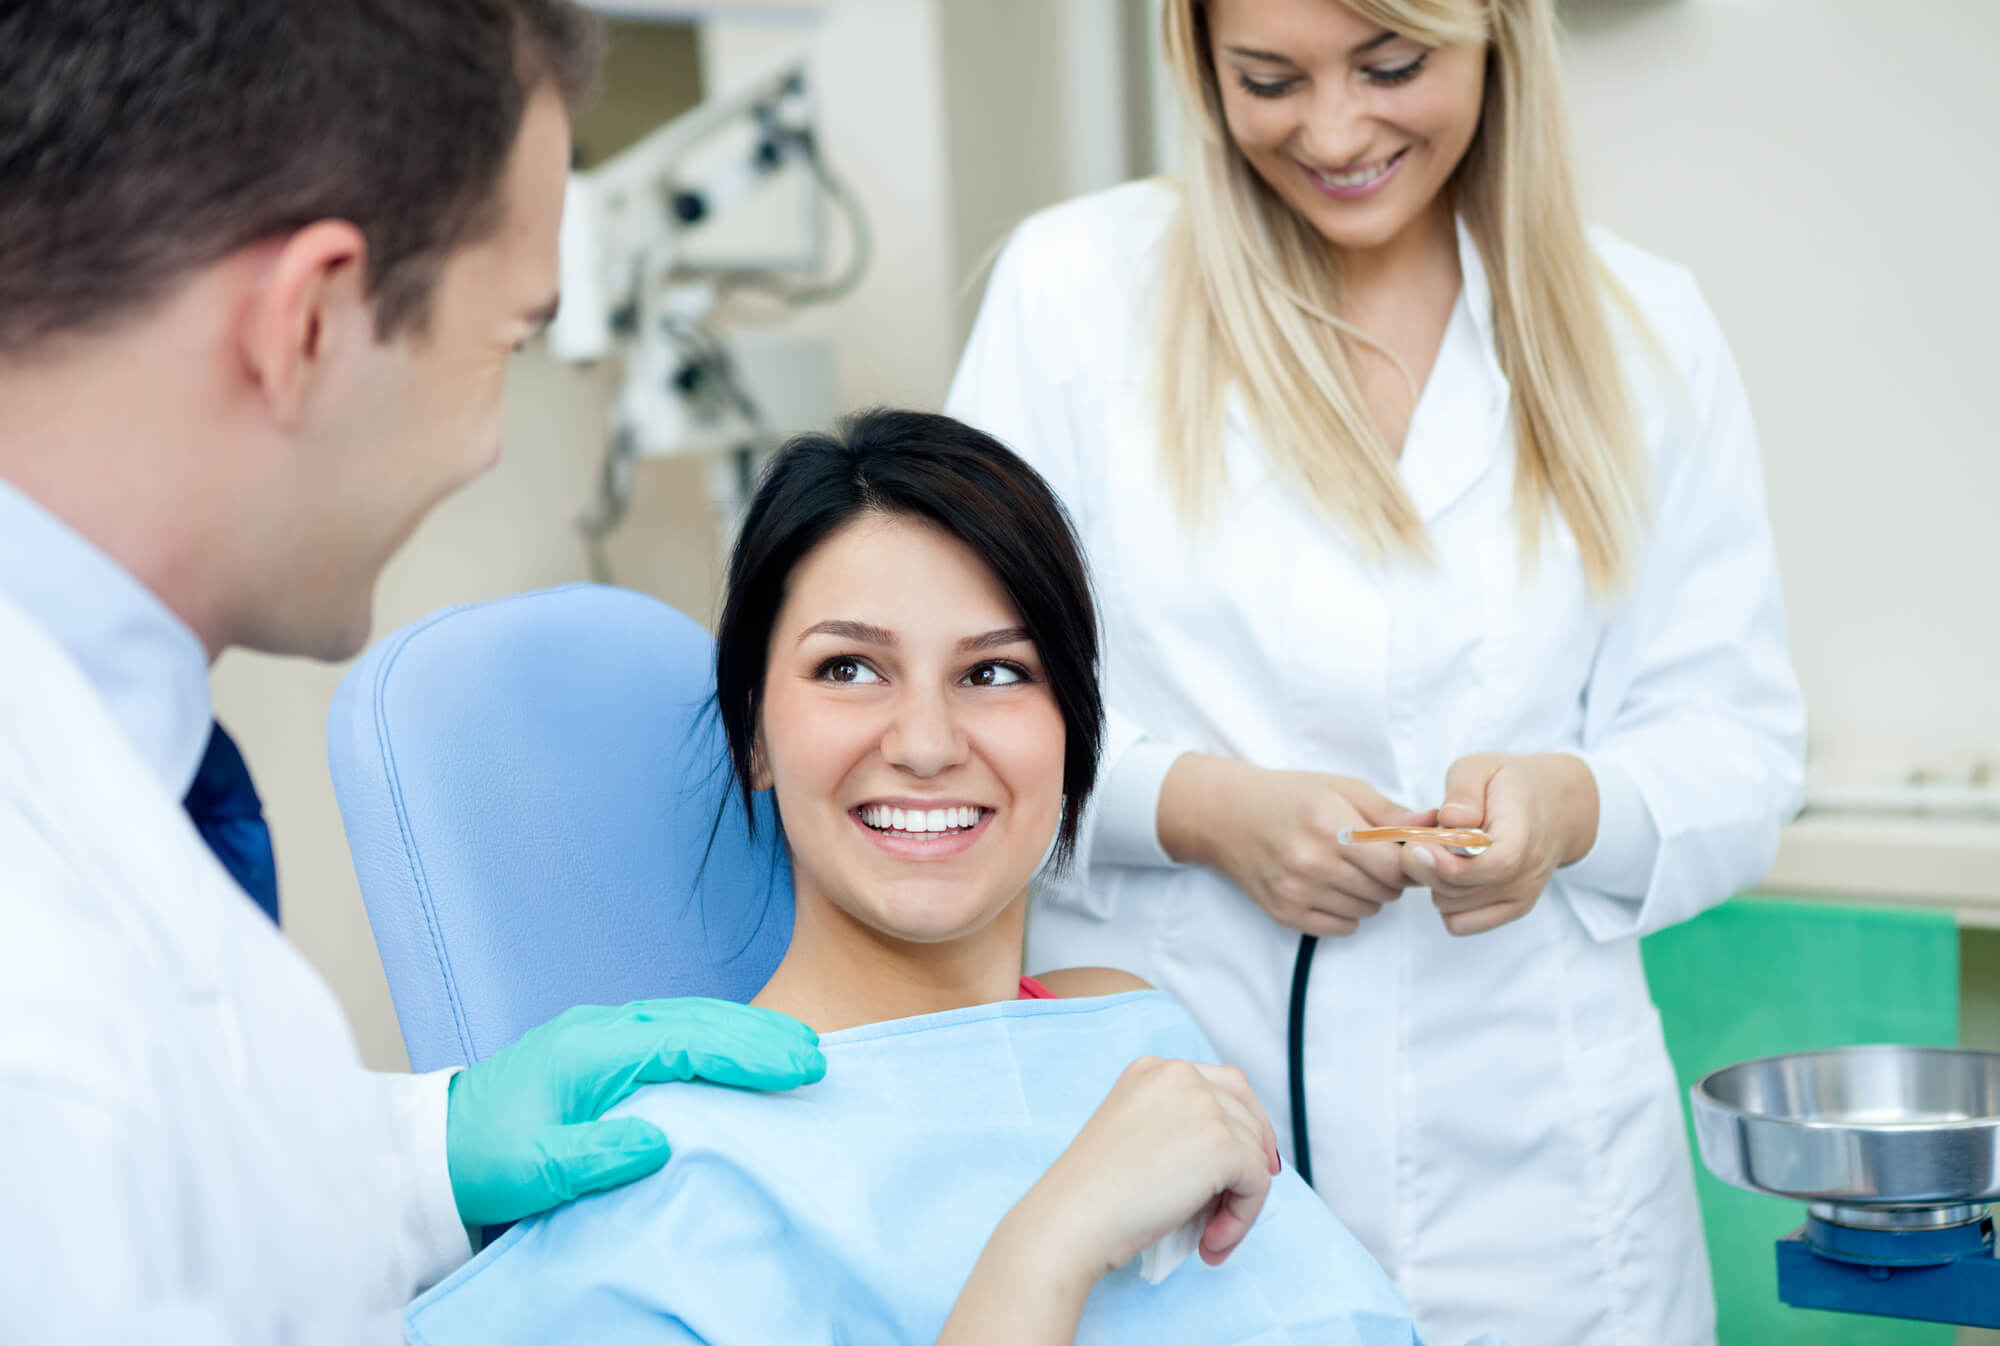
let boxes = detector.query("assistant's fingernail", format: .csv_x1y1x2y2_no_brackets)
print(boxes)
1411,846,1436,868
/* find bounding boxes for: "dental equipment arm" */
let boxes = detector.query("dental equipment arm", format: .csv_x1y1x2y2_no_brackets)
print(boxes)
550,57,864,579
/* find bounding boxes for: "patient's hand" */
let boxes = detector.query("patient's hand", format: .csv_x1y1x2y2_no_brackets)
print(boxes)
939,1058,1280,1345
1034,1056,1281,1275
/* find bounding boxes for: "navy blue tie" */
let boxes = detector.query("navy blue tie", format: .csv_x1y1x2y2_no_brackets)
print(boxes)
183,720,280,925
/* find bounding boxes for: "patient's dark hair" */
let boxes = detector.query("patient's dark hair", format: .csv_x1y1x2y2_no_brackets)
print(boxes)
715,407,1103,872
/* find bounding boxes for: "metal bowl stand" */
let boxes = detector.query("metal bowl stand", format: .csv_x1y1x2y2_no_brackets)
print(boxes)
1777,1200,2000,1327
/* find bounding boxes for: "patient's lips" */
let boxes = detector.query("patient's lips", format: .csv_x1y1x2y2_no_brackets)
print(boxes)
851,799,993,860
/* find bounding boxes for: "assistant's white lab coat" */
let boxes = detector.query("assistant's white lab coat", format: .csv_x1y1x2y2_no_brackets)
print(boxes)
948,181,1806,1346
0,595,468,1343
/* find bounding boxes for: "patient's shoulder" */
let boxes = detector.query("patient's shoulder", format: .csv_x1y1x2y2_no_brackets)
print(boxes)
1031,966,1152,997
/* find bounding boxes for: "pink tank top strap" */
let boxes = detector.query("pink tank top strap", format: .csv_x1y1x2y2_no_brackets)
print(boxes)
1017,975,1057,1000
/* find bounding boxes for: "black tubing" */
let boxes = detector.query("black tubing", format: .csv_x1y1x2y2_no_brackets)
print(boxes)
1286,932,1319,1188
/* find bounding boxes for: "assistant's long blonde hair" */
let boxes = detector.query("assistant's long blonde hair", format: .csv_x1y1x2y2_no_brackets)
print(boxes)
1157,0,1647,592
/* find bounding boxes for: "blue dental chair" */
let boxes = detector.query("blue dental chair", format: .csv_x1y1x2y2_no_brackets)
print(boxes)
326,584,792,1073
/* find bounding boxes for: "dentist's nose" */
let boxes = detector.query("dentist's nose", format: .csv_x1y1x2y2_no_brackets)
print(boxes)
880,684,968,778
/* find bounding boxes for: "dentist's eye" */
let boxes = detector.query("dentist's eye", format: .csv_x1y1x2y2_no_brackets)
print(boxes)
963,661,1030,688
1365,53,1428,86
816,656,883,685
1236,73,1299,99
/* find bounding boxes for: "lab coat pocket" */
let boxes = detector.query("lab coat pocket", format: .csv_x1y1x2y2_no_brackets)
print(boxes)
1569,1005,1715,1346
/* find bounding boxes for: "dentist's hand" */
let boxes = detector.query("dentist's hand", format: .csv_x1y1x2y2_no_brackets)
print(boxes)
1397,752,1600,936
1158,754,1412,936
445,998,824,1227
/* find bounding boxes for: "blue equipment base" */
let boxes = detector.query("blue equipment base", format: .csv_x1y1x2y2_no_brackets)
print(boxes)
1776,1214,2000,1329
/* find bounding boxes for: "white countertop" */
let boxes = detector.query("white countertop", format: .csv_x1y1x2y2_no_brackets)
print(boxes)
1756,815,2000,925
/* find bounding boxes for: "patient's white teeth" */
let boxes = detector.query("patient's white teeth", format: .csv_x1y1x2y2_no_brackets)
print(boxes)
865,804,994,834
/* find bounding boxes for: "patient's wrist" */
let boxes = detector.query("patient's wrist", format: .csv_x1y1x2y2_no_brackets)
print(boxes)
1008,1177,1112,1294
943,1195,1096,1344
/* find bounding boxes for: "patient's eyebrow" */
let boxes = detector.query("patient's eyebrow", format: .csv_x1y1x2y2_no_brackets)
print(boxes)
958,627,1032,654
798,619,896,646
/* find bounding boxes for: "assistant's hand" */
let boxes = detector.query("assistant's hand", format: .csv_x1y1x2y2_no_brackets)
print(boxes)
1158,754,1411,936
1397,752,1600,936
445,998,825,1227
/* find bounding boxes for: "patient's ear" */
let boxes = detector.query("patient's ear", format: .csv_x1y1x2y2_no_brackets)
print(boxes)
749,739,773,792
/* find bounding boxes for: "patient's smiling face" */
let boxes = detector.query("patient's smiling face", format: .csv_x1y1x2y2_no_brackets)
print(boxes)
755,512,1067,948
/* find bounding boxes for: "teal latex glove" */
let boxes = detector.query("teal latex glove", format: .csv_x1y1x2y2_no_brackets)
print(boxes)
445,998,825,1227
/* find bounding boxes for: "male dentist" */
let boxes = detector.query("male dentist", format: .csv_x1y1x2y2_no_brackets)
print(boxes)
0,3,824,1341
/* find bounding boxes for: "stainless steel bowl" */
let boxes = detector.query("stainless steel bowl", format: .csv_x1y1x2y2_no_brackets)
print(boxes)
1693,1046,2000,1217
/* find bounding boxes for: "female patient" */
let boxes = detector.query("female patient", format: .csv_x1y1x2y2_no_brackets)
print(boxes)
406,410,1484,1346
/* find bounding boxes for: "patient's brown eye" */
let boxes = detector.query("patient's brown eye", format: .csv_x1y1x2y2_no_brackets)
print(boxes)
963,661,1028,688
815,655,882,685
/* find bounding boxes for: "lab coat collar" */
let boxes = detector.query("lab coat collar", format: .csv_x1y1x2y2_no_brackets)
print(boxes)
0,477,213,798
1395,217,1512,525
0,589,231,998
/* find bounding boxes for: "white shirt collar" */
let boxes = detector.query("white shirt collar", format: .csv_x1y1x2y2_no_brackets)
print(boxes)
0,477,213,798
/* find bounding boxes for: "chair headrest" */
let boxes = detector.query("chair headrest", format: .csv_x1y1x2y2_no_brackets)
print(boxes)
329,584,791,1071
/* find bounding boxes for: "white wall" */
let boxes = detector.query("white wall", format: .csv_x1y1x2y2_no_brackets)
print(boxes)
1559,0,2000,791
702,0,1147,407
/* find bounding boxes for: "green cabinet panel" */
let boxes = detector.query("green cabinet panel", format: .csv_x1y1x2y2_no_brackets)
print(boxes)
1642,895,1960,1346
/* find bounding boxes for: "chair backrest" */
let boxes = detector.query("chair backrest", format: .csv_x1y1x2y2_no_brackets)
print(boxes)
327,584,791,1073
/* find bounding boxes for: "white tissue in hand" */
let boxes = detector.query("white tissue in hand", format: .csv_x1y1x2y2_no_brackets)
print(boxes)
1136,1212,1204,1285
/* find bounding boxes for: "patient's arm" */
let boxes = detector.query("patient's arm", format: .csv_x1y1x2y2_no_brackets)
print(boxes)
939,1197,1097,1346
936,1057,1280,1346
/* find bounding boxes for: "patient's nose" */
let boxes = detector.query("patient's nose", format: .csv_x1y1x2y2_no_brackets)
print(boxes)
880,685,967,778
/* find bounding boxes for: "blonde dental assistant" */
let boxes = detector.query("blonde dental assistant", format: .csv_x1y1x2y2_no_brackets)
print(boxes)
945,0,1805,1342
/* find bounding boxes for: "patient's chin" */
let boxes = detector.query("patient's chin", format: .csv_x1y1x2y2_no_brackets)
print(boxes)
853,885,1020,947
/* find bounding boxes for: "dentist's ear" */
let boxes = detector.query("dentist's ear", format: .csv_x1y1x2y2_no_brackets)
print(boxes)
238,220,372,428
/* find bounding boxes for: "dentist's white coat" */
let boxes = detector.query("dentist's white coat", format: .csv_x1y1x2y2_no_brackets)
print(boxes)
947,181,1805,1346
0,595,468,1344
